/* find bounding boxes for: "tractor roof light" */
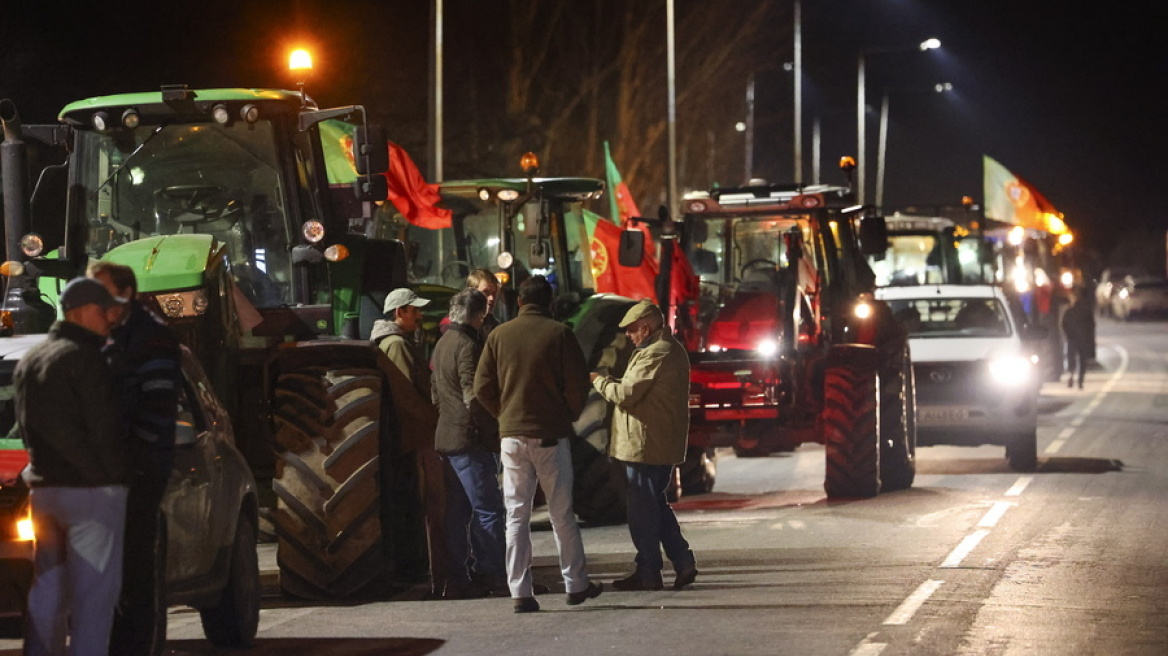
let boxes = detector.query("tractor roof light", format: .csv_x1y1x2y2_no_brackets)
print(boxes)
839,156,856,172
92,111,112,131
301,220,326,243
239,103,260,123
477,188,491,202
520,152,540,174
497,188,520,202
120,108,140,129
20,233,44,258
211,103,231,125
289,49,314,76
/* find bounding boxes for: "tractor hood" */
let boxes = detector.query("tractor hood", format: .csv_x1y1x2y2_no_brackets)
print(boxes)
103,234,217,293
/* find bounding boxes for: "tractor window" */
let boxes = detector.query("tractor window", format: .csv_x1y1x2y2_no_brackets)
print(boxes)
870,233,942,286
730,218,802,286
76,121,295,308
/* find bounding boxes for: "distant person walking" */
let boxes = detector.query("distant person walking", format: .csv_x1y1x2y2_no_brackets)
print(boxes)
1062,288,1095,389
474,275,602,613
432,288,506,597
591,300,698,591
88,261,182,656
15,278,129,656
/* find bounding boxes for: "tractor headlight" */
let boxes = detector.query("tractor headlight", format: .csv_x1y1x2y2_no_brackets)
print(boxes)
153,290,210,319
854,300,873,319
20,233,44,258
756,338,779,357
988,356,1033,384
302,220,326,244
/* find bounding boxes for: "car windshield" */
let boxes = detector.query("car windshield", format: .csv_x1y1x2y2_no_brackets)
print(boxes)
76,121,295,307
887,297,1012,338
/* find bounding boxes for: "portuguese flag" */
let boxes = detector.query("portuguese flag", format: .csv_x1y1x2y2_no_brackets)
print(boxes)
605,141,640,225
581,208,658,302
983,155,1061,232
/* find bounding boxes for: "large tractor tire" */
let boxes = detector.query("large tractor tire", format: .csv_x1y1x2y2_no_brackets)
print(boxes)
823,347,881,498
571,390,627,525
270,366,388,600
878,342,916,492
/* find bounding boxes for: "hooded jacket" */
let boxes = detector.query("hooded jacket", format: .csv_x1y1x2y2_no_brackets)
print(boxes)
591,327,690,465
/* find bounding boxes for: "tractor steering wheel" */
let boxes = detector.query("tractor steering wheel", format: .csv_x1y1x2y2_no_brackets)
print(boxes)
739,259,779,279
155,185,230,225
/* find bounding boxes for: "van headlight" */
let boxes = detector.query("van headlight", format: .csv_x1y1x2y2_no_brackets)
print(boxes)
988,356,1033,384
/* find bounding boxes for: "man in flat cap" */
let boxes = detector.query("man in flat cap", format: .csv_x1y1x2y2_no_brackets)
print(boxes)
16,277,130,655
590,299,698,592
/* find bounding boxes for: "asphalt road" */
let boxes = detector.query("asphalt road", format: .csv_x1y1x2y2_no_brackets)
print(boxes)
3,318,1165,655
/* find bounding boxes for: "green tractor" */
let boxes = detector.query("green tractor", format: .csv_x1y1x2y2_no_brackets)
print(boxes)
1,86,438,600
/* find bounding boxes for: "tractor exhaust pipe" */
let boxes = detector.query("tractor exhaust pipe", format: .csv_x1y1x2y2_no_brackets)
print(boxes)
1,99,32,263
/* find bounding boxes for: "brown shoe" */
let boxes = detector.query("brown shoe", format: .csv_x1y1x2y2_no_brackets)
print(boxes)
612,571,663,591
673,565,699,590
513,597,540,613
566,581,603,606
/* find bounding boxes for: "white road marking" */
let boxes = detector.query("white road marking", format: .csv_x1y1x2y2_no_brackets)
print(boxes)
940,529,990,568
1004,476,1033,497
849,633,888,656
1045,439,1065,454
977,501,1014,527
884,579,944,625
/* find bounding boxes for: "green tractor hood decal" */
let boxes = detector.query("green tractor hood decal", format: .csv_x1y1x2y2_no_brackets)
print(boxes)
102,235,216,293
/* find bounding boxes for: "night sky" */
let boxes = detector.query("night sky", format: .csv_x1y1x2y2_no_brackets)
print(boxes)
3,0,1165,274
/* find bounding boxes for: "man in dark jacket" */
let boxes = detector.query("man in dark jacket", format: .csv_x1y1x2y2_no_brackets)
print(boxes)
432,289,505,596
88,261,181,655
15,277,129,656
1061,287,1095,389
474,275,602,613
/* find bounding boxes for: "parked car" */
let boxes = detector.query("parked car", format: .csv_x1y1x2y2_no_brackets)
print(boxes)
0,344,260,650
1110,276,1168,321
1095,267,1146,316
876,284,1043,472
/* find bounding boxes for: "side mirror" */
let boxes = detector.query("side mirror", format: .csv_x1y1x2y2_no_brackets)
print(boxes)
859,214,889,256
352,125,389,175
618,229,644,267
692,248,718,274
353,174,388,202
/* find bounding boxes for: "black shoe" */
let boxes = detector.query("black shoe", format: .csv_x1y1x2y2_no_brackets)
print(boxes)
513,597,540,613
673,565,699,590
566,581,603,606
612,571,664,592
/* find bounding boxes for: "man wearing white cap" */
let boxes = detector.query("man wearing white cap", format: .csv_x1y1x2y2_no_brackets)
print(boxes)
372,287,433,387
590,299,698,592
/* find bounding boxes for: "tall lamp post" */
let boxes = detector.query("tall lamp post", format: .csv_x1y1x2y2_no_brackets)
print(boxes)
857,37,940,204
875,81,954,210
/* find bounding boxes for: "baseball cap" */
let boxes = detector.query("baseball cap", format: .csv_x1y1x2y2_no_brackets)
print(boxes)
383,288,431,314
59,277,123,312
618,299,663,328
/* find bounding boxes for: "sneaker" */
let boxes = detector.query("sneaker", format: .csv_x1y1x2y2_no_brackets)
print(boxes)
612,571,664,592
673,565,699,590
566,581,603,606
513,597,540,613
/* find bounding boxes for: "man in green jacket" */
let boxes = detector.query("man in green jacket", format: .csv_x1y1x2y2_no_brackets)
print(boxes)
474,275,602,613
591,300,698,591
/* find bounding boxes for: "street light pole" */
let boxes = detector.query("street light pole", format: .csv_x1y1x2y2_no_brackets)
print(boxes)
875,90,890,210
666,0,678,215
793,0,802,185
856,38,940,206
745,74,755,183
428,0,443,182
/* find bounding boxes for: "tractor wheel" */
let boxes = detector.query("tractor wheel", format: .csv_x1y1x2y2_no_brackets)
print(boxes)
571,389,627,525
271,366,389,599
200,509,260,648
823,359,881,498
1006,429,1038,472
678,446,717,496
878,344,916,492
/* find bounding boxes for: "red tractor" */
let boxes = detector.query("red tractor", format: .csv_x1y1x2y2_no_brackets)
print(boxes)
649,177,916,498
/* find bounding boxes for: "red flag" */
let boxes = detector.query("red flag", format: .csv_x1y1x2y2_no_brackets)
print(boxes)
670,243,699,308
585,209,658,301
384,143,452,229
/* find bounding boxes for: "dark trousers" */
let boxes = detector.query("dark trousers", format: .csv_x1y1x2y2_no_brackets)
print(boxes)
624,462,694,574
1066,342,1089,386
442,449,507,587
110,473,167,655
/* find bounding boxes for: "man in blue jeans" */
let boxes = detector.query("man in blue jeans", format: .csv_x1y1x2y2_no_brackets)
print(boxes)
15,278,130,655
591,300,698,591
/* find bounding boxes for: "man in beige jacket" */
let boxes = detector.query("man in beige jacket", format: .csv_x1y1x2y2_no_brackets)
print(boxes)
590,300,698,591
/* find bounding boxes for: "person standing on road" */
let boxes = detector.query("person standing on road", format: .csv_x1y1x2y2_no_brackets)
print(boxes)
15,277,129,656
88,261,182,655
465,268,502,337
474,275,603,613
371,288,454,596
590,300,698,591
1062,287,1095,389
432,288,507,597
